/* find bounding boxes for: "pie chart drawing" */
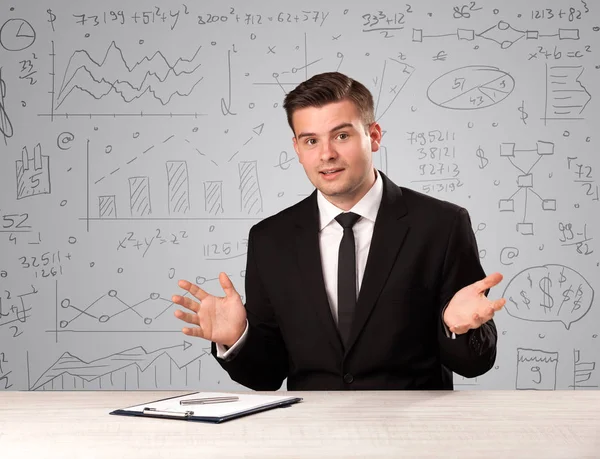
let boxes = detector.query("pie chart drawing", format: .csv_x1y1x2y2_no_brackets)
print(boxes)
427,65,514,110
0,19,36,52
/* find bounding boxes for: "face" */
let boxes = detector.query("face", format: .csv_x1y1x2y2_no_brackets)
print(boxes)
292,99,382,210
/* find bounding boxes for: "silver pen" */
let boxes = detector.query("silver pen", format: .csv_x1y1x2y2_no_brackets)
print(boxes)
179,396,240,405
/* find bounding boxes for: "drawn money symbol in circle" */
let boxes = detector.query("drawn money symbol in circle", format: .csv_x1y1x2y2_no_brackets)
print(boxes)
538,275,554,310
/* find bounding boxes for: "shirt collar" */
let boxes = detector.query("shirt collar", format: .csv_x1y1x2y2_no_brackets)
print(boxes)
317,169,383,231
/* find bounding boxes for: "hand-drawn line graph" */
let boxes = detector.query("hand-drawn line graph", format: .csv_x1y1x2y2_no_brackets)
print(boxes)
42,41,207,118
427,66,514,110
227,122,265,162
516,348,558,390
413,21,580,49
29,343,212,391
570,349,598,389
0,67,14,144
498,141,555,235
58,289,189,330
0,18,36,51
503,264,594,330
543,64,592,124
16,143,51,199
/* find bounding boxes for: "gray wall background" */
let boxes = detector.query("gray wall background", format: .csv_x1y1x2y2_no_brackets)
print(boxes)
0,0,598,392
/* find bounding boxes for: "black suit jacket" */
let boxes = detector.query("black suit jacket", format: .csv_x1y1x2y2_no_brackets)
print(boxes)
212,171,497,390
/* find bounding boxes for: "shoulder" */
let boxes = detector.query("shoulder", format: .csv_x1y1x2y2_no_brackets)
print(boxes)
249,193,315,237
399,186,467,224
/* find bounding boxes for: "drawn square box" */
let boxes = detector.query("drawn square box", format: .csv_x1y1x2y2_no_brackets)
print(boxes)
412,29,423,42
559,29,580,40
500,143,515,157
517,174,533,188
537,141,555,155
516,349,558,390
517,222,534,235
457,29,475,41
542,199,556,211
526,30,539,40
499,199,514,212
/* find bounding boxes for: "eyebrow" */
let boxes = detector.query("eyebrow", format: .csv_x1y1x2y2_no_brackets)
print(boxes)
296,122,354,139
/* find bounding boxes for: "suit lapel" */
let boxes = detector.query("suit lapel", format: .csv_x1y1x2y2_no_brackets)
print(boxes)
294,192,345,355
345,173,409,354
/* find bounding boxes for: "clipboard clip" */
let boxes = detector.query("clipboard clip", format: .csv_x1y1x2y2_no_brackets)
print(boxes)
143,407,194,418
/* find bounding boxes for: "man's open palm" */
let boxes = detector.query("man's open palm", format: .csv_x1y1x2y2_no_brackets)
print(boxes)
443,272,506,335
172,272,247,347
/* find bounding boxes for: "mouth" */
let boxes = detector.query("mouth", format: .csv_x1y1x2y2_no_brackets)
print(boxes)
319,168,344,176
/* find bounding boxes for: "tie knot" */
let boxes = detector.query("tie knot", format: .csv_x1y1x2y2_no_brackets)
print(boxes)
335,212,361,229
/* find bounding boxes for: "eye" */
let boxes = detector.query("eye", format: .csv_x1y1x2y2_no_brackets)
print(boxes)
337,132,349,140
305,138,317,146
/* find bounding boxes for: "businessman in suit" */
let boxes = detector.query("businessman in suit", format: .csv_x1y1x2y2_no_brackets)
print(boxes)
173,72,505,390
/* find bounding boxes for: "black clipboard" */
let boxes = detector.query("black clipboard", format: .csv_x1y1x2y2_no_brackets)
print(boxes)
109,392,303,424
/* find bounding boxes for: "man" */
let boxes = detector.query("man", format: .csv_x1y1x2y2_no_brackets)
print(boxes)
173,72,505,390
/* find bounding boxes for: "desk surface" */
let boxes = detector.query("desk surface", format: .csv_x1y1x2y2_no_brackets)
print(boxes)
1,390,599,458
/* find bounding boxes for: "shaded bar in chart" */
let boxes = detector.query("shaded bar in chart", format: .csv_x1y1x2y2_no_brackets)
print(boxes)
204,181,224,215
166,161,190,215
98,195,117,218
239,161,263,215
128,176,152,217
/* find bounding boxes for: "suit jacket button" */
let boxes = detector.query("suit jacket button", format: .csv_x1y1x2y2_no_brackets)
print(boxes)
343,373,354,384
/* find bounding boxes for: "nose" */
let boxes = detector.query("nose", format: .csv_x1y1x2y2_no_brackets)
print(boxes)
319,140,338,162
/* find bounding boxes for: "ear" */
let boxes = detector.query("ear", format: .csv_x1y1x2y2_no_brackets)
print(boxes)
368,122,382,152
292,136,302,162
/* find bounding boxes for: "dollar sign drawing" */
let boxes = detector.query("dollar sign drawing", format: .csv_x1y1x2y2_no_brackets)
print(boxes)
539,275,554,310
476,146,488,169
561,285,573,303
573,284,584,311
558,268,566,287
520,290,531,308
518,101,528,125
47,9,56,32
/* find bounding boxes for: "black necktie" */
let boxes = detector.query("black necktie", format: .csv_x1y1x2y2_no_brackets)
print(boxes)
335,212,361,347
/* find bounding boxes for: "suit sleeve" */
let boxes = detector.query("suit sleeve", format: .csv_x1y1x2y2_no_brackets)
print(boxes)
436,207,497,378
211,225,289,390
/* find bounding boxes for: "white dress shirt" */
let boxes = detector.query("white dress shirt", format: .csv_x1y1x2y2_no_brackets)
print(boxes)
216,170,452,360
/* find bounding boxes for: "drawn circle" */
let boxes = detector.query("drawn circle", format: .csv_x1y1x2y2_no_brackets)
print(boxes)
61,299,71,308
295,46,299,50
492,122,499,127
0,19,36,51
211,41,217,45
538,334,545,339
501,41,512,49
250,33,256,40
139,39,144,45
209,225,215,232
427,66,515,110
144,318,152,325
594,334,598,338
90,261,95,267
272,72,279,78
343,9,349,14
365,52,370,56
192,127,198,132
240,269,246,278
57,132,75,150
479,249,487,259
108,290,117,297
493,9,500,14
411,106,417,112
563,130,570,137
575,203,580,208
117,267,124,273
493,180,500,186
60,200,67,207
59,320,68,328
133,132,140,138
594,27,600,32
291,67,298,73
467,122,474,128
474,45,479,50
517,14,522,18
278,191,284,197
68,236,77,244
150,292,160,300
85,33,90,38
586,137,591,142
500,247,519,265
249,102,255,109
21,101,26,107
99,315,110,323
273,102,278,108
94,127,99,131
539,245,544,250
0,270,6,278
105,145,112,154
337,52,343,58
196,276,207,285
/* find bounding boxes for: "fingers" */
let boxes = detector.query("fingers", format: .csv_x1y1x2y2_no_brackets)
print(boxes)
171,294,200,313
178,279,209,302
173,309,205,338
218,272,237,298
473,272,503,294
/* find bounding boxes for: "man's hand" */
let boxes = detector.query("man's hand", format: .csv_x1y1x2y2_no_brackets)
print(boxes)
172,272,247,347
443,272,506,335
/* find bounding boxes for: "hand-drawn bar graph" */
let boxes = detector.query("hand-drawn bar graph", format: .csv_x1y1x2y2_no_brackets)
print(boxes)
166,161,190,215
129,176,152,217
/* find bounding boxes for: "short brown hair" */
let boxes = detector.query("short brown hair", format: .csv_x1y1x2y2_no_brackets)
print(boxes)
283,72,375,134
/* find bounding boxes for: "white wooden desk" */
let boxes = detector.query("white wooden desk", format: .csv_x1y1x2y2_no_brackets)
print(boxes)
1,390,598,458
